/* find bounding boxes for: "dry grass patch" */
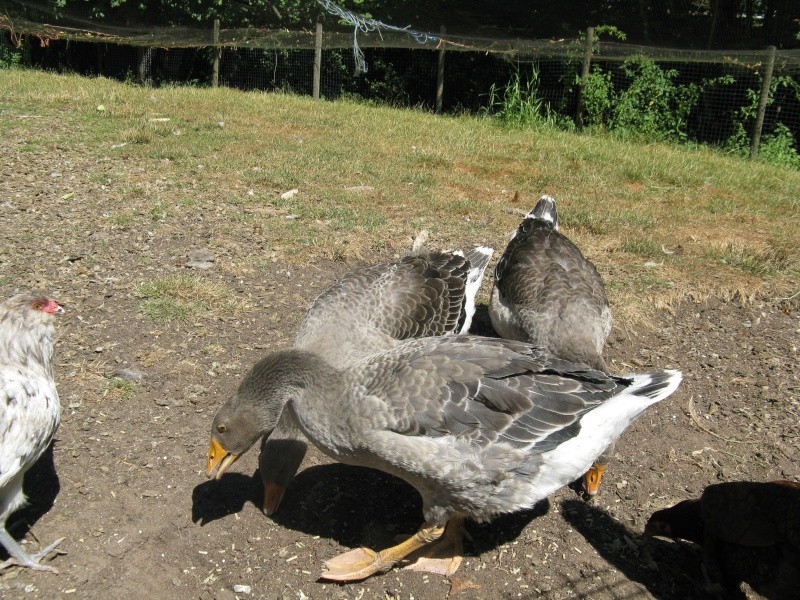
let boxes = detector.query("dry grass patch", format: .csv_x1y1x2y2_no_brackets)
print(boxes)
136,275,248,323
2,69,799,326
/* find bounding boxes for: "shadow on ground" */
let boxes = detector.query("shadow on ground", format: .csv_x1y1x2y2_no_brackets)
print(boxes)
191,471,261,526
192,460,548,559
560,498,709,600
1,444,61,561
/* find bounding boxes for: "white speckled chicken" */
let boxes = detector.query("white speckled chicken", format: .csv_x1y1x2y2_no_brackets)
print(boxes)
0,293,64,573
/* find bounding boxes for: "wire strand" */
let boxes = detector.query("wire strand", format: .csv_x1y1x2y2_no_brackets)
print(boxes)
314,0,438,74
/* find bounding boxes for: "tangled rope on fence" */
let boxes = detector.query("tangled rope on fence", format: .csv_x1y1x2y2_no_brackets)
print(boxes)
315,0,438,74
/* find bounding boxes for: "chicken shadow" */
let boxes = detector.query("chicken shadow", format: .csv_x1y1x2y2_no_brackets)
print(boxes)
1,444,60,560
560,498,710,600
192,461,547,555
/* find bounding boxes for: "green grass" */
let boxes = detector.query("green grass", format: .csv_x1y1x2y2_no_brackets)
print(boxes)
711,241,796,278
136,275,246,322
105,377,139,400
621,238,662,257
2,69,799,324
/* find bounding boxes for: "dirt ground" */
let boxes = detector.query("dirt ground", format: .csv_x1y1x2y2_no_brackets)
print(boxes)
1,132,798,600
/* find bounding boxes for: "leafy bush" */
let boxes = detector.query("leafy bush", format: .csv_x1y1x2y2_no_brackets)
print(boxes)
609,55,700,142
758,124,800,169
581,66,615,128
0,38,21,69
362,58,411,106
724,75,800,169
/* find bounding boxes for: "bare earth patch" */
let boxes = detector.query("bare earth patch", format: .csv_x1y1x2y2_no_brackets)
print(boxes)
1,92,798,600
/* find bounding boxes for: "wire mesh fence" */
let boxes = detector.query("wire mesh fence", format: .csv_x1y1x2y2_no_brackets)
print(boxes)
2,14,800,168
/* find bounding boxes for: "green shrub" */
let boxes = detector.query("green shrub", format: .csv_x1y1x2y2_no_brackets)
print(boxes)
0,40,22,69
582,67,615,128
724,75,800,170
609,55,699,142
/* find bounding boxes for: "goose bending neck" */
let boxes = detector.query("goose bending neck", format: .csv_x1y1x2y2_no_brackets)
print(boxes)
263,350,353,456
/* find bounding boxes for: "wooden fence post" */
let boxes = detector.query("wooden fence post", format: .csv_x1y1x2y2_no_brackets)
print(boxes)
212,19,220,88
750,45,777,159
575,27,594,130
435,26,446,114
313,23,323,100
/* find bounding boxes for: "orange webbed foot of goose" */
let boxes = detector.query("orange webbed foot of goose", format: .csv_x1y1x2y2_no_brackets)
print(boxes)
320,521,449,582
403,515,467,576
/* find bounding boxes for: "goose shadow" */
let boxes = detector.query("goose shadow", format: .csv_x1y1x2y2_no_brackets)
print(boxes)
192,461,547,555
560,498,709,600
191,471,261,526
1,444,60,560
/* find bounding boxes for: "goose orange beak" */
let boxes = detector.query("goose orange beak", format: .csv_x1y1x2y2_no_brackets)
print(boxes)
206,437,239,479
583,463,607,497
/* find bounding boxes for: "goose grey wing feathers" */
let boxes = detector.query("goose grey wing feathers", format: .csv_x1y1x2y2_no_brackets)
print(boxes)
492,209,611,370
349,335,624,453
296,251,488,363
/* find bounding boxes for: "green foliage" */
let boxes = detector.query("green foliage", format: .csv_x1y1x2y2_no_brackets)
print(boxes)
587,25,627,45
0,40,22,69
757,124,800,170
609,55,699,142
483,68,555,129
724,75,800,170
561,23,626,119
362,58,410,106
577,55,739,148
581,66,615,128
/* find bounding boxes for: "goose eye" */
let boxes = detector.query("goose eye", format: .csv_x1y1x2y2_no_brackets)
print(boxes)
217,424,226,433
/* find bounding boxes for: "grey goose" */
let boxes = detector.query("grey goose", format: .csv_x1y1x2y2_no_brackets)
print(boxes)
211,248,493,515
206,334,682,581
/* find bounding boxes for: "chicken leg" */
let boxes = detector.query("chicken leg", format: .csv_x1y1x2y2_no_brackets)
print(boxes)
0,528,63,573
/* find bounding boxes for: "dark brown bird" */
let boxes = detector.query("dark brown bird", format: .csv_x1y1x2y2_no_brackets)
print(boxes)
645,480,800,599
0,293,65,573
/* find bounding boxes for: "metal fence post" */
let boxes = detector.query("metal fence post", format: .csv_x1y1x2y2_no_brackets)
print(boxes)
212,19,220,88
313,23,322,100
436,26,446,114
575,27,594,130
750,45,777,159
